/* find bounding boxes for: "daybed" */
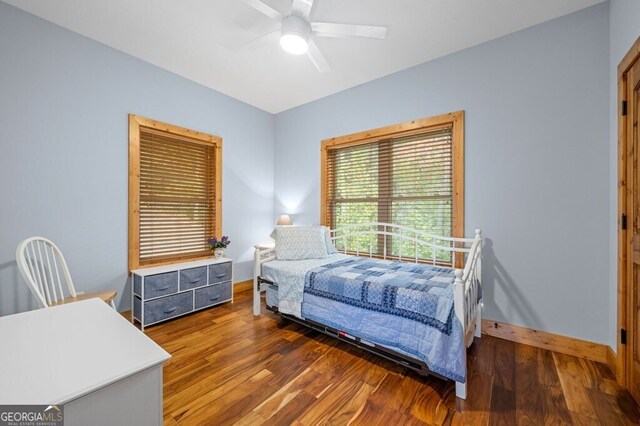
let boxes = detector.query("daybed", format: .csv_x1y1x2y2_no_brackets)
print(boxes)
253,223,482,400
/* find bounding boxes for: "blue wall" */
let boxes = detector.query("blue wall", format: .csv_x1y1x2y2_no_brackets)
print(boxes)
0,1,624,347
608,0,640,349
0,2,275,315
274,4,611,343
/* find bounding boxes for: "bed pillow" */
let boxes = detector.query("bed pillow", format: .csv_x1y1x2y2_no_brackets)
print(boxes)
270,226,338,255
274,226,328,260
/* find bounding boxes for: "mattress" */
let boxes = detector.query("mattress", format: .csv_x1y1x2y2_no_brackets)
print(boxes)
301,257,465,381
261,254,466,381
265,284,278,308
261,254,350,318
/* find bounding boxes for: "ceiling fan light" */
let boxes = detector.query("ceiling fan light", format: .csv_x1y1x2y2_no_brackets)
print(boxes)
280,14,311,55
280,33,308,54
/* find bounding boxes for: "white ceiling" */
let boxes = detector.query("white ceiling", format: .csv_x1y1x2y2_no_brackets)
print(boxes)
3,0,605,113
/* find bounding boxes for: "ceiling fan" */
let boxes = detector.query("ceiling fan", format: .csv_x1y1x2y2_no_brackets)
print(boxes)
241,0,388,73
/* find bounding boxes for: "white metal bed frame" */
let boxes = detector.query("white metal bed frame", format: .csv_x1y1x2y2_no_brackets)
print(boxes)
253,223,482,399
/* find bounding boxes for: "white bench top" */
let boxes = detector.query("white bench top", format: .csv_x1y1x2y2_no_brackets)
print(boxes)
131,256,232,276
0,298,170,404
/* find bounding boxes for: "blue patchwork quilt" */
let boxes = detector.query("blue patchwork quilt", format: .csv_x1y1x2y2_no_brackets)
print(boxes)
301,257,466,382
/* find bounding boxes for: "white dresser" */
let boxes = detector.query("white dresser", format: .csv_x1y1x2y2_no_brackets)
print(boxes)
0,298,171,426
131,257,233,330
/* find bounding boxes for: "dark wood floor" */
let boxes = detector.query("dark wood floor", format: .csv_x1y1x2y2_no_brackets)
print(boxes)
143,290,640,425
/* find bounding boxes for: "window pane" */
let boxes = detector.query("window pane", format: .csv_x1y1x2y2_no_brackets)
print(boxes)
334,202,377,252
391,135,452,198
139,200,212,261
390,199,452,262
333,146,378,199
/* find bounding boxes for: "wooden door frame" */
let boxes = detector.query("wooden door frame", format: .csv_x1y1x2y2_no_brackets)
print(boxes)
617,35,640,387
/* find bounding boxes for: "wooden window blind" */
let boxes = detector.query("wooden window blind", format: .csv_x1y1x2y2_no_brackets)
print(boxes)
129,115,222,270
321,111,464,263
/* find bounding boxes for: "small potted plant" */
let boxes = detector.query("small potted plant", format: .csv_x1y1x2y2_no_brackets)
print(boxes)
208,235,231,258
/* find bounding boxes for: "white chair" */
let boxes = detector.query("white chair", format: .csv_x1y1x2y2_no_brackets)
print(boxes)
16,237,117,309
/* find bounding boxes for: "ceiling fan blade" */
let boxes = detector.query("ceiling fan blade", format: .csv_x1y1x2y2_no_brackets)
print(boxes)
243,0,283,22
307,38,331,73
291,0,314,19
311,22,387,39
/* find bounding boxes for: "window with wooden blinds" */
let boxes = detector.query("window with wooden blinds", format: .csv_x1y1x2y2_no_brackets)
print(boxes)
321,111,463,264
129,115,222,270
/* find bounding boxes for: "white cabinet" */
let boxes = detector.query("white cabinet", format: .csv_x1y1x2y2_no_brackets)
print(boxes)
131,257,233,330
0,299,170,425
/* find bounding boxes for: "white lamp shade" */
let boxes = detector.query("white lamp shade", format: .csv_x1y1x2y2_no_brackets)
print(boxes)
277,214,292,226
280,34,308,55
280,15,310,55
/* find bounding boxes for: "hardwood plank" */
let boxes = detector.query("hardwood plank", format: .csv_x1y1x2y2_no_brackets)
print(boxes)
176,369,279,425
493,337,515,391
162,415,179,426
408,376,452,425
165,352,282,417
304,345,362,396
165,337,281,394
540,384,573,426
471,335,495,375
367,372,414,412
617,389,640,423
138,292,638,425
587,388,628,426
232,410,266,426
252,367,320,419
295,378,366,425
346,351,396,386
577,357,600,389
454,370,493,425
324,382,375,425
514,344,545,425
571,411,601,425
262,391,317,425
552,352,599,419
264,340,330,388
488,385,515,426
536,346,562,386
349,400,418,426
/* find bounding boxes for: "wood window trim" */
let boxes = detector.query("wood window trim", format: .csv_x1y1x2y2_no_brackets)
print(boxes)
128,114,222,271
617,35,640,389
320,110,464,242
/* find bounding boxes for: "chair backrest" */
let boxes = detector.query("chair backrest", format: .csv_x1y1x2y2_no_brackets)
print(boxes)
16,237,77,308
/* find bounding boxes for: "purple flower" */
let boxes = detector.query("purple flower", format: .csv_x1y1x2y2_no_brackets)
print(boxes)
208,235,231,249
